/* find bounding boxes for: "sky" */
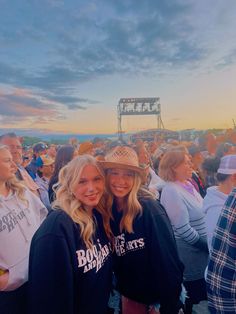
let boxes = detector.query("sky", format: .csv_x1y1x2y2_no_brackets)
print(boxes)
0,0,236,135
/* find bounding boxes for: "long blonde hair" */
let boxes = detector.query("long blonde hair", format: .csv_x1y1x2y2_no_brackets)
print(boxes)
53,155,112,248
0,145,27,204
106,170,154,233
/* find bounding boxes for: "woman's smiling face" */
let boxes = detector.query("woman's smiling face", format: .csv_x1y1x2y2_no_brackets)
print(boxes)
73,164,104,211
107,168,135,200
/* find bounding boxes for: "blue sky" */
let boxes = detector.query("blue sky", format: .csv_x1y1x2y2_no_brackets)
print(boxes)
0,0,236,134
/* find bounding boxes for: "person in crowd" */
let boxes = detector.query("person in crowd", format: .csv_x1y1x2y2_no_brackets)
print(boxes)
147,141,158,155
200,141,235,191
93,137,105,150
202,157,220,189
77,141,94,155
100,146,183,314
47,144,57,159
227,129,236,145
68,137,79,149
94,149,105,161
206,188,236,313
134,142,164,199
159,150,208,314
152,144,172,176
206,133,218,156
0,133,40,195
215,142,235,159
135,142,151,166
203,154,236,250
0,145,47,314
21,147,32,168
28,155,113,314
48,144,75,202
25,142,48,180
35,155,55,211
188,144,206,198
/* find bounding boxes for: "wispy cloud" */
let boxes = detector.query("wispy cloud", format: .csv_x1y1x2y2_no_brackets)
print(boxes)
0,0,236,130
215,48,236,69
19,4,204,97
0,88,59,124
1,0,236,90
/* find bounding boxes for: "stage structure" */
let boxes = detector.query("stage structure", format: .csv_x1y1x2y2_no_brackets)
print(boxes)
117,97,164,140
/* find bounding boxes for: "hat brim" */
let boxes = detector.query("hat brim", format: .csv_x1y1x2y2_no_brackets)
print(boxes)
99,161,147,175
43,162,54,166
217,169,236,175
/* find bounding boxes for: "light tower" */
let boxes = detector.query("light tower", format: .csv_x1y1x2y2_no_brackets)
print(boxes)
117,97,164,140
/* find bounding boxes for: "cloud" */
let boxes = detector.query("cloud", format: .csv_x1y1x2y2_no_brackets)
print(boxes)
0,63,99,110
171,118,181,122
0,1,206,77
0,84,102,127
0,88,61,124
215,48,236,69
0,0,236,111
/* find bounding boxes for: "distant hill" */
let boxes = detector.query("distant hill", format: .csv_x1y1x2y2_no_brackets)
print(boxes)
0,128,118,142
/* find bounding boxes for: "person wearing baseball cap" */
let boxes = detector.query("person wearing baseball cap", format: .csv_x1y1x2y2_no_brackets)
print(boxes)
100,145,183,314
203,154,236,250
26,142,48,180
206,156,236,313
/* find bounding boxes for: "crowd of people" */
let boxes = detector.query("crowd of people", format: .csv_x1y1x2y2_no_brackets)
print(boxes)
1,129,236,314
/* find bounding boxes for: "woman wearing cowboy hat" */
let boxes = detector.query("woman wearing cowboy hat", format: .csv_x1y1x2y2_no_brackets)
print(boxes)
100,146,184,314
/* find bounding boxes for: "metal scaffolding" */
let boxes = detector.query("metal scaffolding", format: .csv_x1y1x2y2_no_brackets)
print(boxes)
117,97,164,140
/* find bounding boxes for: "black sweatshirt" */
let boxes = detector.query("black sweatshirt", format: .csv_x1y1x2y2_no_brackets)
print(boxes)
28,209,112,314
111,198,184,314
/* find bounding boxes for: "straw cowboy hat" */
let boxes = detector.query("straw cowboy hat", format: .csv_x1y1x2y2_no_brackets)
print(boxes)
99,146,147,175
40,155,55,166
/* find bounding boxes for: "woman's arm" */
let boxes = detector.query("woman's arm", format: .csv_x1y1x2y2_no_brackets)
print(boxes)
144,201,183,314
161,186,200,245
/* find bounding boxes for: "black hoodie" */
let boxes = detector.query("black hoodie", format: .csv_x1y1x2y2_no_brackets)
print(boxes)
28,209,112,314
111,198,184,314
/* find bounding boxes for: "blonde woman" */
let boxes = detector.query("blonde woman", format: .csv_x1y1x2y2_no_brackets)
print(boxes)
28,155,113,314
100,146,183,314
0,145,47,314
159,150,208,314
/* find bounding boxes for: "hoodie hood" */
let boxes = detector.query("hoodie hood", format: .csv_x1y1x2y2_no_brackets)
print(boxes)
202,186,227,215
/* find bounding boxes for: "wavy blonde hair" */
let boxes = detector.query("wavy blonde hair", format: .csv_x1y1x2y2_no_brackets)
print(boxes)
0,145,28,204
106,170,154,233
53,155,112,248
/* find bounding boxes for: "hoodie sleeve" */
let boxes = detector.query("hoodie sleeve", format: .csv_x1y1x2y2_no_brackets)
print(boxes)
28,233,75,314
143,200,184,314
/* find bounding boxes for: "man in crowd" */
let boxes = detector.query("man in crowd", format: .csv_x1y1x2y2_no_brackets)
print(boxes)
35,155,54,210
26,142,48,179
203,155,236,250
0,132,39,195
206,187,236,313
